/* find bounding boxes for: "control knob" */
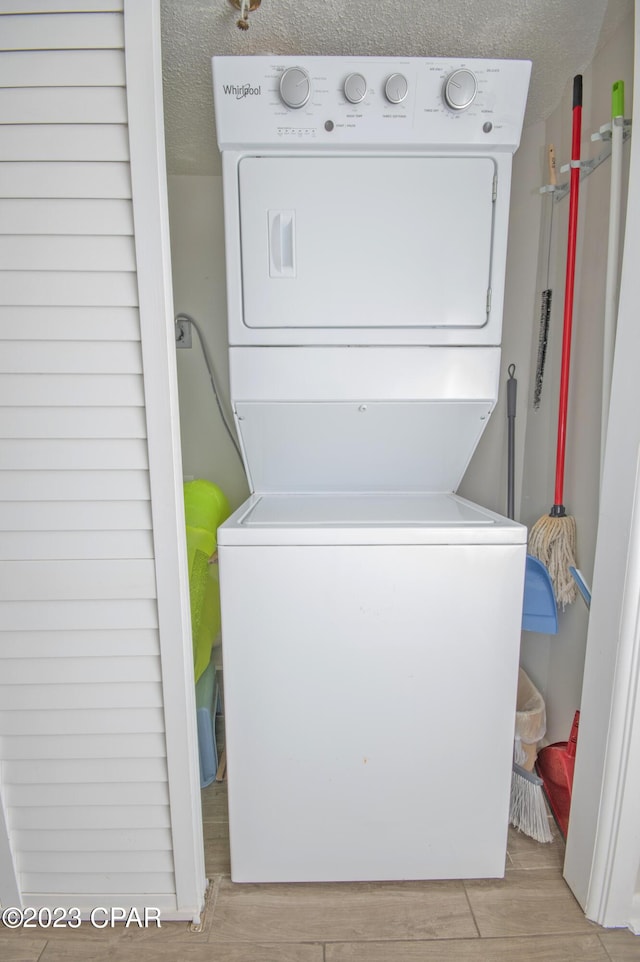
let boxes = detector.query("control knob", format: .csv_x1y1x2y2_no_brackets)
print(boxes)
384,73,408,105
344,72,367,105
279,66,311,109
443,68,478,111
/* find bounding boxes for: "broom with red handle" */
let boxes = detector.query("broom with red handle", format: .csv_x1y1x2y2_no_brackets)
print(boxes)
529,76,582,607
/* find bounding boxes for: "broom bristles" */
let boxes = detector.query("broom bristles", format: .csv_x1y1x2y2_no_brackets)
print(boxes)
528,513,578,608
510,766,553,844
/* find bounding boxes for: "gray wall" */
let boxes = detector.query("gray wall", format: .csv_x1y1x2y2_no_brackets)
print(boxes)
518,16,633,741
168,175,249,509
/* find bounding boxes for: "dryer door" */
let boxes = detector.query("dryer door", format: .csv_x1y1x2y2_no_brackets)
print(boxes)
238,155,496,335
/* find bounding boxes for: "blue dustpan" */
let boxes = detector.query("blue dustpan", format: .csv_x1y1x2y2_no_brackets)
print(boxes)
522,555,558,634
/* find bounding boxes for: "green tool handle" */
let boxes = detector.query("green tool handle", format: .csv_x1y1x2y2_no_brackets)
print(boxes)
612,80,624,118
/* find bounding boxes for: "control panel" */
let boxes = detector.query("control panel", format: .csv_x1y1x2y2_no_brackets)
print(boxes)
212,56,531,150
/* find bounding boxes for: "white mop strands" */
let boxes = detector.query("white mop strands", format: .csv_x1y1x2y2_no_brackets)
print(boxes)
528,512,578,608
510,763,553,843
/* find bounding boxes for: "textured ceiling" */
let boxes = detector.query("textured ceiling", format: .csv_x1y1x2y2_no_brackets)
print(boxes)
160,0,633,176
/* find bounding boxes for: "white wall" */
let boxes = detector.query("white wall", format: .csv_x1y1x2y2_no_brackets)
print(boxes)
458,119,545,518
167,174,249,510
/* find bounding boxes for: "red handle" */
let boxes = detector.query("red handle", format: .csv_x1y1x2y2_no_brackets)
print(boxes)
566,710,580,759
553,76,582,513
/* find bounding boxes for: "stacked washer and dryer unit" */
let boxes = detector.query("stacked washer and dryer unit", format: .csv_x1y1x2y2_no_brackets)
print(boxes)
212,56,531,883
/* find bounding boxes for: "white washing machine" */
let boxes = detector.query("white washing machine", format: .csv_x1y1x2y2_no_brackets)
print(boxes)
212,56,531,882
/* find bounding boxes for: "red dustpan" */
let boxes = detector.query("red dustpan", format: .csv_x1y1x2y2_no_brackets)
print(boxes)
536,710,580,838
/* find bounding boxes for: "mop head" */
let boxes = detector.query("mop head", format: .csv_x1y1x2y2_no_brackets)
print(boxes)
528,513,578,608
510,764,553,844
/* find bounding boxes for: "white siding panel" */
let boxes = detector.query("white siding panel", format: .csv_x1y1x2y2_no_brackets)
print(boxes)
3,732,166,760
0,559,156,600
3,732,166,756
0,407,147,438
1,162,131,199
0,307,140,340
0,0,123,14
1,13,124,50
11,806,170,832
0,199,133,234
0,340,141,372
3,124,129,161
0,471,150,502
0,530,155,560
0,682,163,711
2,270,138,306
2,656,161,685
0,340,141,373
0,599,159,632
21,873,175,896
0,86,127,124
18,850,174,875
14,828,172,854
0,49,125,88
20,863,174,899
4,756,167,785
8,783,169,810
0,632,159,659
0,374,144,406
0,236,137,272
2,439,149,470
0,2,123,12
0,500,152,531
21,893,179,915
0,708,166,736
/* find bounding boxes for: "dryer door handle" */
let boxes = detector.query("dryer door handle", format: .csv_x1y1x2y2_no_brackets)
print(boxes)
268,210,296,278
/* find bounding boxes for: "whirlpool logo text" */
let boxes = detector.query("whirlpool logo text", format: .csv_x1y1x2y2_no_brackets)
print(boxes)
222,84,262,99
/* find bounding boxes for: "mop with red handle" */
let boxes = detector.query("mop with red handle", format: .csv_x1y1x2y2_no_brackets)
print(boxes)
529,75,582,608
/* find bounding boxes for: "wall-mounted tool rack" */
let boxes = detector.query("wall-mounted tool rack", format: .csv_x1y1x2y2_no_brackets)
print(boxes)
540,118,632,202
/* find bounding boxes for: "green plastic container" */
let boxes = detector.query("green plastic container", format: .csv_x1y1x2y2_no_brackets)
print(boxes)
183,480,230,682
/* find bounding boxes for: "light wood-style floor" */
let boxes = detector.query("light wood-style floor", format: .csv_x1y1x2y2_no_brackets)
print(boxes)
2,778,640,961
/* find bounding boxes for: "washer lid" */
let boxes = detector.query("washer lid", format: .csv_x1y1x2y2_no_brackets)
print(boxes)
218,493,527,546
235,399,494,495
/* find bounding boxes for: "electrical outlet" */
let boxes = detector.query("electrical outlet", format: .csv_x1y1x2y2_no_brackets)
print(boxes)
175,317,192,349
